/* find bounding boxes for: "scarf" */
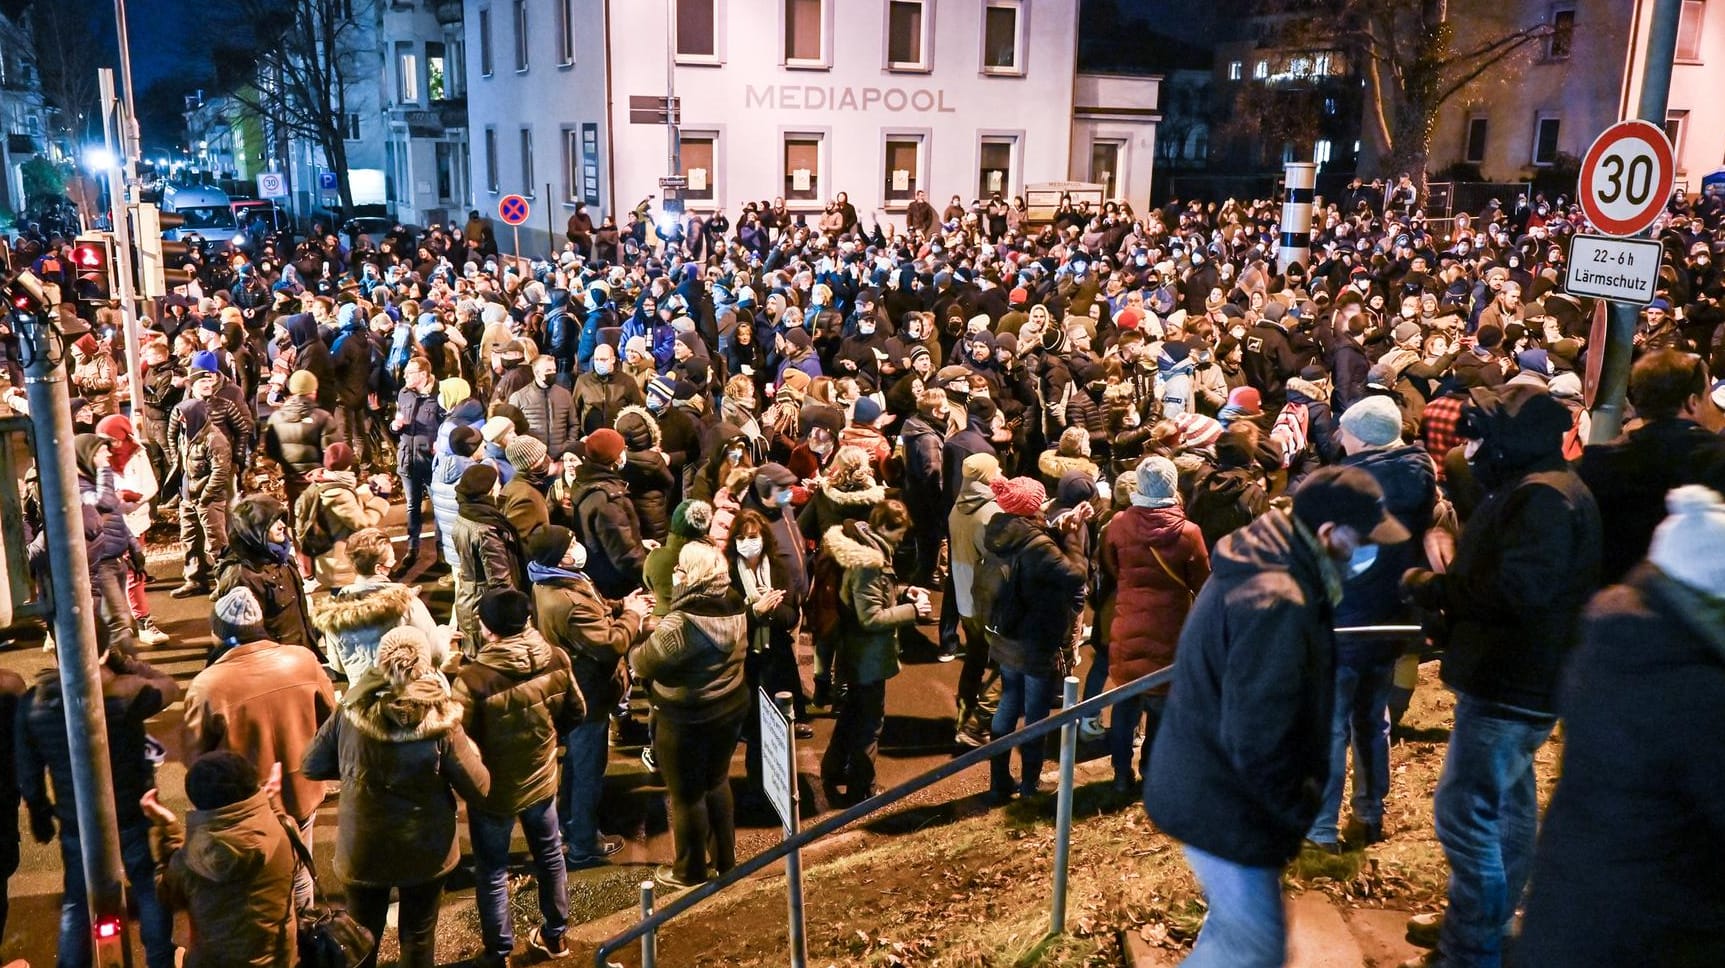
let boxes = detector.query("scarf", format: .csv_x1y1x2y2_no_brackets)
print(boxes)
457,493,518,533
527,561,587,585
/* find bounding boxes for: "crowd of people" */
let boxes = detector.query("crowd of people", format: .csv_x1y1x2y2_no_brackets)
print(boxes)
1,177,1723,968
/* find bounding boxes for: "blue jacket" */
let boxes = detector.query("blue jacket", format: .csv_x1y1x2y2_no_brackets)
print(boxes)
394,388,443,477
430,453,474,566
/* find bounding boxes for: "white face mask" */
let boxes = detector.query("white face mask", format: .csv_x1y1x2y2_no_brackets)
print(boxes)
736,536,764,560
561,541,589,571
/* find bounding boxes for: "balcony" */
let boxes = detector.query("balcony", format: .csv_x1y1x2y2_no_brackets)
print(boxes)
434,0,462,25
434,96,467,131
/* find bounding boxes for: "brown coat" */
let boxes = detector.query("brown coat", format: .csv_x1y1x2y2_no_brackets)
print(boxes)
182,640,337,822
151,789,297,968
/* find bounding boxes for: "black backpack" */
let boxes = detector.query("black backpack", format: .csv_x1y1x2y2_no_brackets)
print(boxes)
293,484,336,558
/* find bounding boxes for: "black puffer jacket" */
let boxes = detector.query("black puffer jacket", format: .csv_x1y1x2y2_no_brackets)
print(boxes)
508,380,580,459
263,396,340,486
1333,442,1436,654
983,514,1087,677
216,497,318,652
616,406,675,540
569,464,647,598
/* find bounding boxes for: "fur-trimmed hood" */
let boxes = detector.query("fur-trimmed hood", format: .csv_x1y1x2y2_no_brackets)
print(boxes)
816,479,886,507
1038,450,1099,481
822,522,891,570
341,671,464,742
614,404,663,451
312,582,420,636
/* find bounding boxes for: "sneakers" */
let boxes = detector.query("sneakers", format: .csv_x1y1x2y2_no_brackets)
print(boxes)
1078,716,1106,741
1405,912,1443,949
640,746,658,774
954,724,988,748
135,619,169,646
653,864,705,890
170,581,211,599
566,833,626,870
936,645,960,663
528,926,570,960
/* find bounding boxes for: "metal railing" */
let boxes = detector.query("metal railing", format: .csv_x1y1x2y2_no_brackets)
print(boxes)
595,624,1425,966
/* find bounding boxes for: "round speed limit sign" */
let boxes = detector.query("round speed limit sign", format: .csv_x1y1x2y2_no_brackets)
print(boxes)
1578,120,1675,237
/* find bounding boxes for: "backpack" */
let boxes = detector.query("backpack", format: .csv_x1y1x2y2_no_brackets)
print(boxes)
805,545,848,643
293,483,336,557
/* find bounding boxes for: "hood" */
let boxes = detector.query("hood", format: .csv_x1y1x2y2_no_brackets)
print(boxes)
900,415,940,440
1121,504,1194,546
312,583,420,637
1463,384,1572,489
1038,450,1097,481
474,627,559,677
342,671,463,741
276,395,316,420
229,495,287,559
615,404,663,450
984,512,1048,557
450,398,487,425
176,399,210,440
822,522,892,570
1208,508,1321,591
74,434,107,481
1286,379,1330,404
180,790,282,883
955,479,998,514
1198,465,1260,501
282,312,319,349
818,480,886,507
1343,444,1437,518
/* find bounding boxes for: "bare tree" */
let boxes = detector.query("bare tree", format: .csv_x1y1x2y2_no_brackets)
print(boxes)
212,0,375,211
23,2,103,147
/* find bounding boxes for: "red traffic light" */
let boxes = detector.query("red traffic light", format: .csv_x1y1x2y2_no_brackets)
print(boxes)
94,915,123,939
71,244,106,270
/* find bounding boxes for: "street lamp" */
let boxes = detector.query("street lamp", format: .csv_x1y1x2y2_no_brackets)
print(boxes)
84,146,117,172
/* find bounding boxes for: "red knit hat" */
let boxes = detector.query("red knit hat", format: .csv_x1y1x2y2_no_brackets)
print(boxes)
991,476,1047,517
1116,306,1143,331
584,428,626,465
1173,411,1223,450
1009,286,1029,305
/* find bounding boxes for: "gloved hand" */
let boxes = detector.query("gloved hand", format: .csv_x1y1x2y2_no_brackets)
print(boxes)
29,807,55,844
1400,568,1444,609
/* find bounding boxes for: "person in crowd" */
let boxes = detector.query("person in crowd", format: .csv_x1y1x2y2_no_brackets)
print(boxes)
313,527,453,681
449,463,529,650
568,427,651,597
216,495,320,655
511,351,581,460
948,453,1004,748
453,589,584,965
500,435,554,538
169,396,234,598
141,752,297,968
303,626,490,968
630,542,748,889
263,370,341,511
392,357,445,573
94,414,169,647
66,434,141,658
1146,466,1409,967
298,441,390,590
574,342,645,435
0,667,24,940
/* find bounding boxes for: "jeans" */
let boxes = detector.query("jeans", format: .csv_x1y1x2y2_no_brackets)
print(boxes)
560,718,610,861
1110,693,1164,785
469,799,568,960
1082,640,1109,702
59,825,174,968
291,815,315,911
1180,844,1286,968
820,679,887,797
656,708,745,884
401,466,431,556
1433,692,1556,968
346,876,445,968
91,557,138,658
1306,656,1396,845
990,668,1056,796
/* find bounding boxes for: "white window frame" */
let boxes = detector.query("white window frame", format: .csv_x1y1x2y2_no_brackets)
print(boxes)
980,0,1025,76
780,129,828,206
520,126,535,196
781,0,832,70
484,126,499,193
674,0,725,65
976,131,1020,199
562,126,580,203
1677,0,1706,63
881,130,929,209
513,0,530,73
885,0,933,73
1089,138,1125,200
1546,4,1576,60
556,0,575,67
1531,114,1561,167
1253,59,1268,80
1666,110,1690,173
1227,60,1243,81
1464,115,1489,164
479,7,494,77
397,43,420,104
680,130,719,202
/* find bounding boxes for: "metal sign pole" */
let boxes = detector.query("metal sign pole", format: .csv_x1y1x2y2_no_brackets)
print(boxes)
1050,675,1080,935
98,69,145,418
776,691,808,968
512,225,520,261
639,880,657,968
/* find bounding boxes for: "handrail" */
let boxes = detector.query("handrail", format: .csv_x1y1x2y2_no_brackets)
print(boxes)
593,666,1175,966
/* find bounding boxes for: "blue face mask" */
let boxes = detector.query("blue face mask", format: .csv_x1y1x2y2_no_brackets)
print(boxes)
594,359,614,376
773,488,794,507
1346,544,1378,579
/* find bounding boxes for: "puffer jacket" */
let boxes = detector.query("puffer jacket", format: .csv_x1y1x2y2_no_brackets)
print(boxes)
312,581,447,681
430,452,474,566
797,478,885,540
263,396,339,486
616,406,675,540
303,670,489,886
1064,385,1109,453
79,466,132,565
983,514,1088,677
453,627,583,815
1101,505,1210,691
569,464,647,598
899,414,946,522
825,523,920,686
509,380,580,458
448,501,528,648
947,480,1002,619
305,472,390,589
150,790,297,968
629,576,749,725
216,497,318,651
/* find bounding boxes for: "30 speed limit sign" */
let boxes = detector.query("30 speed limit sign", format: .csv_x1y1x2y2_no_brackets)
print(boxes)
1578,120,1675,237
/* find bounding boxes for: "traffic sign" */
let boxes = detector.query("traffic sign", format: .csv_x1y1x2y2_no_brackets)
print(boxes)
658,175,688,189
1578,120,1674,237
498,193,531,225
257,172,287,198
1564,233,1663,305
318,170,339,192
759,688,794,829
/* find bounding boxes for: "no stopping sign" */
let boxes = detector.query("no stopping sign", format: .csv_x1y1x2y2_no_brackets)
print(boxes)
1578,120,1674,237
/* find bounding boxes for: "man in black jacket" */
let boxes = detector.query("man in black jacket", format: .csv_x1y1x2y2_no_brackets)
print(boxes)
1241,298,1301,412
1146,466,1408,967
1400,383,1602,968
569,428,648,598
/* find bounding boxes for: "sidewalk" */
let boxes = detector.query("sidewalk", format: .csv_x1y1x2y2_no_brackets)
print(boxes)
1124,893,1423,968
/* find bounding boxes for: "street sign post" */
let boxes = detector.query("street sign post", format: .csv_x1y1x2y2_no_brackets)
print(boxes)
1578,120,1675,238
498,193,530,258
759,689,808,968
1564,234,1663,305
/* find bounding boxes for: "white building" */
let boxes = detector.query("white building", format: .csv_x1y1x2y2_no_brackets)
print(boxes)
380,0,473,229
464,0,1160,255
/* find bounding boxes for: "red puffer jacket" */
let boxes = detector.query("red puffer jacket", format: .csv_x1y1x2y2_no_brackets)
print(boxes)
1101,504,1210,692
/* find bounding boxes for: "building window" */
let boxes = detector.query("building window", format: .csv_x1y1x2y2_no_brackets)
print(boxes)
520,127,534,194
677,0,718,59
1227,60,1242,80
884,135,922,203
1465,117,1488,164
556,0,575,66
1548,7,1575,59
982,0,1023,74
436,142,456,201
446,35,466,96
513,0,529,72
1314,139,1333,165
784,134,822,202
785,0,826,66
428,43,447,100
979,136,1015,198
1678,0,1706,61
485,127,499,192
345,113,362,141
888,1,928,70
1666,110,1689,169
1090,140,1121,199
1532,116,1561,166
1253,59,1268,79
563,129,580,201
397,43,419,103
682,135,716,201
479,8,493,77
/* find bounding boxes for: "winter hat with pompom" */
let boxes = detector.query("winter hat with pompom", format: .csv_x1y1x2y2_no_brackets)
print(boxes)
1649,485,1725,597
375,626,434,686
991,476,1047,517
211,587,267,646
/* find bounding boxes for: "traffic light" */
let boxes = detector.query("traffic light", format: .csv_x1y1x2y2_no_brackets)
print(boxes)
69,235,115,304
135,203,197,298
4,270,53,322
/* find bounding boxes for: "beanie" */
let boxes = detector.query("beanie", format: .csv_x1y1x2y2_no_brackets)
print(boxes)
1055,471,1097,511
1515,349,1553,377
524,524,577,568
1226,386,1263,414
449,425,483,458
1173,411,1223,450
189,350,221,378
1475,323,1504,350
288,370,319,397
477,588,533,637
670,499,715,539
211,587,267,645
625,334,650,358
782,327,812,351
646,377,676,409
481,415,515,444
505,435,548,472
1648,485,1725,597
73,333,99,356
583,427,626,465
1132,456,1179,508
1339,396,1404,447
990,476,1047,517
375,626,434,685
456,462,499,498
852,397,883,425
323,441,354,471
438,377,473,411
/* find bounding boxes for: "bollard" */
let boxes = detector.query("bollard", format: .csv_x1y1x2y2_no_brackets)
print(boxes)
1051,674,1080,934
640,880,656,968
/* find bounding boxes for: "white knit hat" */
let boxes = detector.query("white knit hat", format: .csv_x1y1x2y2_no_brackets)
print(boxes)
1649,485,1725,597
1132,456,1179,508
1339,396,1403,448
